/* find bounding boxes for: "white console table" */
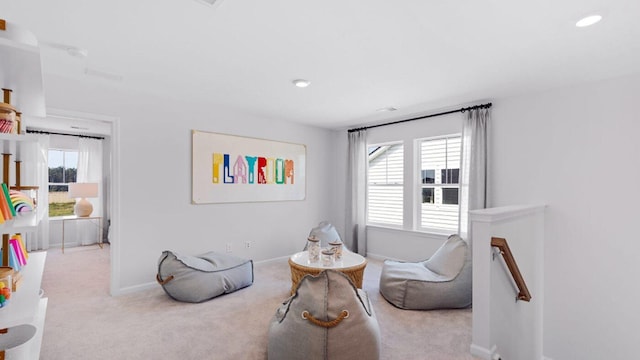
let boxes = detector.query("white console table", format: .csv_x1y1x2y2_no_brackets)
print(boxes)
59,216,103,253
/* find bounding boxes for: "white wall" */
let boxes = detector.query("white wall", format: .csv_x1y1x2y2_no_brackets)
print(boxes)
43,74,336,293
490,74,640,359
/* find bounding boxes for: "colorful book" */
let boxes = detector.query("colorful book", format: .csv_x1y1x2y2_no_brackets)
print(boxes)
2,184,16,217
0,198,5,224
0,186,12,220
14,234,28,260
7,246,20,271
9,239,26,266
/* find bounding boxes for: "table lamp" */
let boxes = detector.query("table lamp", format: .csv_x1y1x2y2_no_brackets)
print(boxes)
68,183,98,217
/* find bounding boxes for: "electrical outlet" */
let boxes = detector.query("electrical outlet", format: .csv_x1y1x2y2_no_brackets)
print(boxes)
244,241,251,249
226,243,232,253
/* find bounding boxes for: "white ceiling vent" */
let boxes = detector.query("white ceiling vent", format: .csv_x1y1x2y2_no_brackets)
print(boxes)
84,68,124,82
194,0,220,6
41,41,88,58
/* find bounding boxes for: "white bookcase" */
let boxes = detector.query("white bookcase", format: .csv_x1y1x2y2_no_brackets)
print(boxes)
0,252,47,358
0,19,48,359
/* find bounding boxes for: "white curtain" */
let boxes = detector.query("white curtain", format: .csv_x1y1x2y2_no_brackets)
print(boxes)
21,134,50,251
459,107,490,238
345,130,368,255
76,138,103,245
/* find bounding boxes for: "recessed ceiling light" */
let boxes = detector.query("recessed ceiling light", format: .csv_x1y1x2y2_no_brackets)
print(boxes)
576,15,602,28
292,79,311,88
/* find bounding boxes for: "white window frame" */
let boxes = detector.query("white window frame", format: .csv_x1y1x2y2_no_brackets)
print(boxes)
416,134,462,234
366,141,404,228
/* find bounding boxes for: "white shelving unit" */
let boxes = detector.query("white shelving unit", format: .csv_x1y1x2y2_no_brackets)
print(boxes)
0,19,48,360
0,253,47,359
0,253,45,329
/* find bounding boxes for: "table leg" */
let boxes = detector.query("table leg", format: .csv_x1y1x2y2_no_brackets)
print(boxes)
97,217,103,249
61,219,65,254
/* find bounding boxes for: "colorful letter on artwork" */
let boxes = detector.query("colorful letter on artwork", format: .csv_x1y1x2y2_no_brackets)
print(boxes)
245,156,257,184
212,153,223,183
285,160,294,184
223,154,235,183
257,157,267,184
275,158,285,184
266,158,275,184
233,155,248,184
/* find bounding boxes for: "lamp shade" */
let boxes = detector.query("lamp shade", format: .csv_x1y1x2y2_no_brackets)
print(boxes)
69,183,98,217
68,183,98,199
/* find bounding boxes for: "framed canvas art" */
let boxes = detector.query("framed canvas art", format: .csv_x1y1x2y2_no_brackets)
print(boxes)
192,130,306,204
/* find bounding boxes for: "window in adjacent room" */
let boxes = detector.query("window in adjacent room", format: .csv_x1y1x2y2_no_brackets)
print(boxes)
419,135,461,232
367,142,404,226
48,149,78,216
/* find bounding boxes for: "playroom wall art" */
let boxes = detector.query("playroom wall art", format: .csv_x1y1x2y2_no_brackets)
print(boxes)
192,130,306,204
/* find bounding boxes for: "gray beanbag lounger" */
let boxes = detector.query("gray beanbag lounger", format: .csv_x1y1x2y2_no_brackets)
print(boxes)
268,270,381,360
157,250,254,303
379,234,471,310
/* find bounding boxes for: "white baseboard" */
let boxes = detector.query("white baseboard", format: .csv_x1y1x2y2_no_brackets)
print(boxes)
113,281,157,296
366,252,403,262
254,255,289,265
365,252,386,261
470,344,495,360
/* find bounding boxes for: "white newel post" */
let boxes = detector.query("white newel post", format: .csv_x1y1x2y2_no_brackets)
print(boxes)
469,205,546,360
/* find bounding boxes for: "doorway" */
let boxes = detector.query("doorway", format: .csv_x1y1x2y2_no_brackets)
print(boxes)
27,108,118,294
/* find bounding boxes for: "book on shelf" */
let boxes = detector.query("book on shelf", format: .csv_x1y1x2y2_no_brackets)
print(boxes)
14,234,28,261
6,245,20,271
0,196,4,224
0,184,13,221
0,234,29,271
10,238,26,266
2,183,16,217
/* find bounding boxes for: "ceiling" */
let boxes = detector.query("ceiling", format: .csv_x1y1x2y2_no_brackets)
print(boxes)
2,0,640,130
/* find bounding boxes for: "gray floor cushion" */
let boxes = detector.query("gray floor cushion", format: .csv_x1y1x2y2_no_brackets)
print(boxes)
268,270,381,360
156,250,253,303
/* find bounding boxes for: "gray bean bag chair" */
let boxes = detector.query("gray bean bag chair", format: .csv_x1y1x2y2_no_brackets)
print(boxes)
268,270,381,360
156,250,253,303
379,234,472,310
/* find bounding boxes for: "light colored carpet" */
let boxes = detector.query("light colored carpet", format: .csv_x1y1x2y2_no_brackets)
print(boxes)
39,245,478,359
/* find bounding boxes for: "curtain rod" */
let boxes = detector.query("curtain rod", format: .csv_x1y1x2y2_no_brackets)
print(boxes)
26,129,105,140
347,102,492,133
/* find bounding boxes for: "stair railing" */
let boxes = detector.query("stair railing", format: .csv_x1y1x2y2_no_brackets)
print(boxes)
491,237,532,302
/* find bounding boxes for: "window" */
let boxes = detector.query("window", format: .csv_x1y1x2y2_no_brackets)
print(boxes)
419,136,461,232
421,169,435,184
367,143,403,226
48,149,78,217
421,187,434,203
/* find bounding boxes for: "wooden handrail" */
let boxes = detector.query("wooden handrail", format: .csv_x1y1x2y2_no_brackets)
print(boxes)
491,237,532,302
